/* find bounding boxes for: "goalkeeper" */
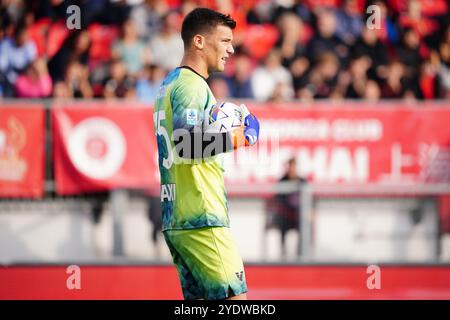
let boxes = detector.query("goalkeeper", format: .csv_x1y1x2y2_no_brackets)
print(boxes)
153,8,259,300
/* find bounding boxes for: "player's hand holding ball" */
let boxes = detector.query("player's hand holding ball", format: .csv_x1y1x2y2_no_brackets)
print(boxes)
239,104,260,147
204,102,260,150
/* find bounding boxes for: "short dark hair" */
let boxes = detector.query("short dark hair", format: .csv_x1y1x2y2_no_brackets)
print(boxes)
181,8,236,48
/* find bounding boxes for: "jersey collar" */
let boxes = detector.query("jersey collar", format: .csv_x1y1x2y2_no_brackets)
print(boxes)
178,65,208,82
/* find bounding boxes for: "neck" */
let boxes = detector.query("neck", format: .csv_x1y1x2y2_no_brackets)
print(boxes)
180,51,209,79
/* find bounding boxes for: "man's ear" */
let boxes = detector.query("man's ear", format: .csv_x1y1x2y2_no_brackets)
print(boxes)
193,34,205,49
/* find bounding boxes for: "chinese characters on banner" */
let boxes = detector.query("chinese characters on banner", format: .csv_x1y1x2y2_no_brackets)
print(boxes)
225,103,450,187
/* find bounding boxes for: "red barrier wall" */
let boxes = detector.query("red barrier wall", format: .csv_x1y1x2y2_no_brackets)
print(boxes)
1,265,450,300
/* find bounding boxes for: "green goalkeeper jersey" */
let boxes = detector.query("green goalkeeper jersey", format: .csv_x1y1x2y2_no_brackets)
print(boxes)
153,66,229,231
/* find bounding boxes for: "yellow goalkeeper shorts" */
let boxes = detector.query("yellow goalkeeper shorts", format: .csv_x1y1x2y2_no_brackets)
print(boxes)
163,226,248,300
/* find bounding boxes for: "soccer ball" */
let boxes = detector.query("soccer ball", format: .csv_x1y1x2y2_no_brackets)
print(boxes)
203,102,245,133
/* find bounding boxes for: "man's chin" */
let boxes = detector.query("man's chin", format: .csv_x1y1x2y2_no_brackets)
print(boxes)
217,63,226,72
209,66,225,74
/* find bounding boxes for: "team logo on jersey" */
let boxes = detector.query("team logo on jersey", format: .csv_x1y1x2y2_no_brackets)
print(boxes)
235,271,244,281
186,109,198,125
156,85,167,99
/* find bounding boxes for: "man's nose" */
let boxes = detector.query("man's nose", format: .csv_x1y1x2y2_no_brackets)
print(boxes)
228,44,234,55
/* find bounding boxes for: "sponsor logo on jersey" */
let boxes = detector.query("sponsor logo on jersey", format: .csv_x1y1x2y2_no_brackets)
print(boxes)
161,183,176,202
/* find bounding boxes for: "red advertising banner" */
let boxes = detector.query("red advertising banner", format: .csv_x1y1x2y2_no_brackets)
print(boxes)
224,103,450,186
0,105,45,198
52,103,158,195
51,102,450,195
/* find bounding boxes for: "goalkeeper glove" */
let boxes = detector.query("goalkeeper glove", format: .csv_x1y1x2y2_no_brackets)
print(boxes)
243,113,260,146
228,104,260,149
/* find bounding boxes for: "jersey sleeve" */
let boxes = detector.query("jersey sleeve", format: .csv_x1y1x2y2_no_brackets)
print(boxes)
170,78,209,133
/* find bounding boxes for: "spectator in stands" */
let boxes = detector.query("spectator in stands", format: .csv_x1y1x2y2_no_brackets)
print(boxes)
63,61,94,98
363,79,382,102
103,59,136,99
87,0,132,26
305,0,341,10
306,8,349,67
371,0,400,44
269,82,289,103
77,0,111,26
0,23,37,96
437,25,450,98
48,30,91,82
111,19,151,76
149,10,184,71
397,28,423,71
136,64,166,103
28,0,70,22
298,51,341,100
378,59,408,99
227,51,254,99
246,0,276,24
334,0,364,46
398,0,439,41
251,48,294,102
130,0,168,42
3,0,26,25
270,0,313,26
0,7,9,39
419,53,440,99
266,157,307,258
352,27,389,82
344,54,372,99
215,0,248,47
0,74,6,97
14,58,52,98
275,12,307,68
0,0,448,104
179,0,200,19
52,81,73,99
290,55,310,98
396,27,424,99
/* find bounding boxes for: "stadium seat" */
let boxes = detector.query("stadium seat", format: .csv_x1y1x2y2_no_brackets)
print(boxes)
46,21,70,59
28,18,51,57
88,24,120,65
242,24,279,61
305,0,341,9
389,0,448,16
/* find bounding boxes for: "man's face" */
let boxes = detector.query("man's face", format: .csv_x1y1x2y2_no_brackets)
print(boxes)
204,25,234,73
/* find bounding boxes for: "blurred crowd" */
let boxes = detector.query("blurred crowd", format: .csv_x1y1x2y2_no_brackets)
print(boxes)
1,0,450,102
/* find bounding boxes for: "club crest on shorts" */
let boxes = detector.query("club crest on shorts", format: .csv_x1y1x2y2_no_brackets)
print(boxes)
235,271,244,281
